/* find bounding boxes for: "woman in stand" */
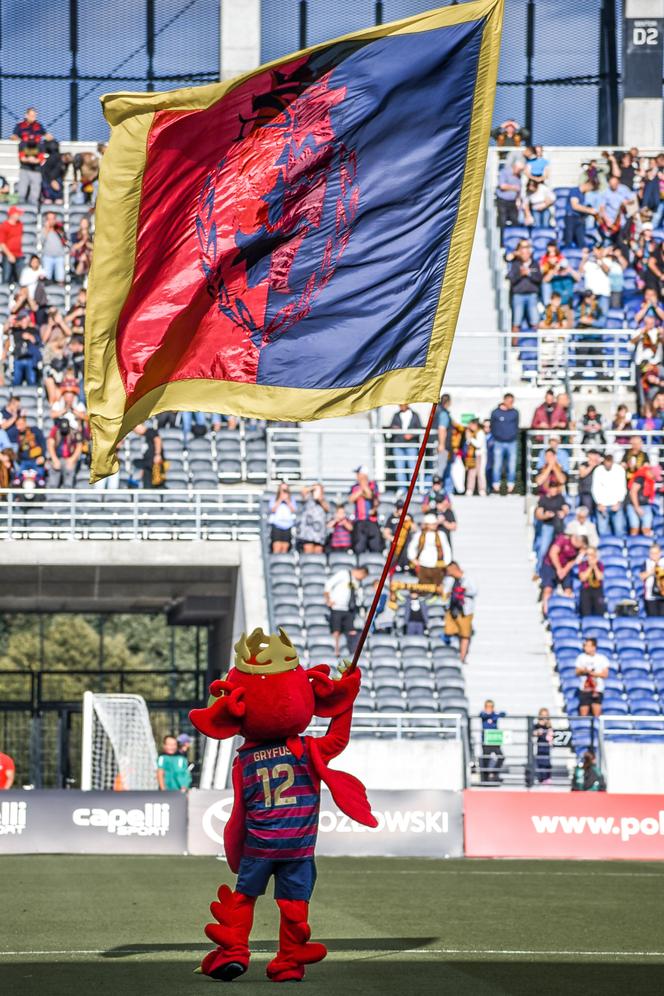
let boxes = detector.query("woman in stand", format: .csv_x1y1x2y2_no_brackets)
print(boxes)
269,481,296,553
296,483,329,554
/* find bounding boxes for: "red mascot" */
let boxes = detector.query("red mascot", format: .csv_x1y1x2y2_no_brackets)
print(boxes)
189,626,376,983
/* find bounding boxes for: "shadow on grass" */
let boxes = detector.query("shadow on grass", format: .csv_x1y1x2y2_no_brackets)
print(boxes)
2,959,664,996
101,937,438,958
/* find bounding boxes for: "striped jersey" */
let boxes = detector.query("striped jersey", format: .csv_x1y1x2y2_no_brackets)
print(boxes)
238,737,319,860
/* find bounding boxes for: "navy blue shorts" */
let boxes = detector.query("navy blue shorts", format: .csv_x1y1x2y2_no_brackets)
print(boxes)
236,857,317,900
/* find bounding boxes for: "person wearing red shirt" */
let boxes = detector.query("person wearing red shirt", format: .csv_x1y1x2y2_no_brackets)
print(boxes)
0,205,24,283
540,533,588,615
0,751,15,789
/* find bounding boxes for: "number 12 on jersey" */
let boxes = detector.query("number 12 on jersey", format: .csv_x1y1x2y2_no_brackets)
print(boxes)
257,763,297,808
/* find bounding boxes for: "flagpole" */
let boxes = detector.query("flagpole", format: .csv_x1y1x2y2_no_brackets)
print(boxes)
347,401,440,673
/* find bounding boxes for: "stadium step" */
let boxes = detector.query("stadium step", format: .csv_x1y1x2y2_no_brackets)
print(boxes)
451,495,558,718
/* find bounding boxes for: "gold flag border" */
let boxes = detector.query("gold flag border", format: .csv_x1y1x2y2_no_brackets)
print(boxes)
85,0,503,481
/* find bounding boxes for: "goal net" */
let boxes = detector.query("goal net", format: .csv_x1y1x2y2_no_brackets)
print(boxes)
81,692,159,790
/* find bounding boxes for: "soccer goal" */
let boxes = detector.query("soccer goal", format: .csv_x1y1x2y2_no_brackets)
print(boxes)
81,692,159,790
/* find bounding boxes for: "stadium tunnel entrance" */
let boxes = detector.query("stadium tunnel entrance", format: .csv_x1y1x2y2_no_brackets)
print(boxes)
0,540,267,788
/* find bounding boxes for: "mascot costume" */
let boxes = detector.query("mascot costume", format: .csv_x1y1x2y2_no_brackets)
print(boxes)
189,626,377,983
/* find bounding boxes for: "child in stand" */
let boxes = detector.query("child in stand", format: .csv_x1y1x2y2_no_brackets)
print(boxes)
479,700,506,784
327,504,353,553
577,548,606,617
532,707,553,784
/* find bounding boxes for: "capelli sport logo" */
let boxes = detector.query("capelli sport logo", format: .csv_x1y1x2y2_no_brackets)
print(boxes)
0,800,27,835
72,803,170,837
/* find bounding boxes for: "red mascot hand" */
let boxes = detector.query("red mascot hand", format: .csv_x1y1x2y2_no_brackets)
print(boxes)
306,663,361,718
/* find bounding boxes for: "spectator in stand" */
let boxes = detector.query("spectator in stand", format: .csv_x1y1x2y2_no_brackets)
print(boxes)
626,464,657,537
11,312,41,386
0,206,24,284
576,449,603,515
554,391,573,430
41,139,71,205
633,288,664,327
597,174,636,246
443,561,476,664
403,591,428,636
523,145,550,182
575,637,609,717
296,483,329,554
641,543,664,617
463,418,487,496
18,254,46,308
631,318,663,410
495,158,523,228
508,240,542,338
534,479,567,571
490,393,519,494
434,393,453,486
324,564,367,656
388,404,422,490
536,433,570,476
73,150,100,204
70,217,94,280
539,241,577,307
407,512,451,588
422,474,445,512
571,750,606,792
611,404,633,442
181,412,208,439
532,708,553,784
381,498,415,571
491,119,529,147
483,417,494,493
541,533,588,615
522,178,555,229
14,412,46,485
566,505,600,548
50,378,87,431
479,700,505,783
327,504,354,554
639,160,664,226
349,465,382,554
269,481,296,553
41,212,67,284
606,246,627,310
131,420,165,491
538,292,570,340
11,107,46,205
579,247,611,317
644,237,664,299
578,548,606,618
564,179,600,248
621,435,648,481
591,452,627,537
433,490,457,547
579,404,606,447
531,389,561,431
534,447,567,497
0,176,10,203
46,417,82,488
1,396,20,447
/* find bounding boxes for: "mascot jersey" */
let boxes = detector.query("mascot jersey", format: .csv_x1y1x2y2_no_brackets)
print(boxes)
239,738,319,860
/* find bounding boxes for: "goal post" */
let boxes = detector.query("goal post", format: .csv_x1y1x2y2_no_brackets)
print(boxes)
81,691,159,790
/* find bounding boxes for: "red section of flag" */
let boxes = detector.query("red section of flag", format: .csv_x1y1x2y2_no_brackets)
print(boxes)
116,53,352,409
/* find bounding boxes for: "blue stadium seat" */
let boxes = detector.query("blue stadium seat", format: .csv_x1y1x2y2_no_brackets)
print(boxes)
603,699,629,715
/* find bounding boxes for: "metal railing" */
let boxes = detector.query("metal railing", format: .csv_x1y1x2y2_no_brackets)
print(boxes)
524,429,664,498
0,489,263,541
514,328,635,390
307,711,463,740
468,714,579,788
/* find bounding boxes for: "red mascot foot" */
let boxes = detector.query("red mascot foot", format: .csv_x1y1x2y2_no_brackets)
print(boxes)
266,900,327,983
200,885,256,982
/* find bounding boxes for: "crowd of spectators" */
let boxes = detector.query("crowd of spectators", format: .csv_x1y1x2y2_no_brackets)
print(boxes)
498,145,664,411
267,438,477,663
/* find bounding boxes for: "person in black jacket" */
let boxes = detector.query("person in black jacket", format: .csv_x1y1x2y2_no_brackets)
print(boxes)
490,394,520,494
509,240,542,336
41,139,72,205
388,404,423,490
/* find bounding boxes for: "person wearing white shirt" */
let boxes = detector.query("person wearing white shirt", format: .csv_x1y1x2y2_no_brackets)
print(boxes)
640,543,664,617
575,637,610,717
464,418,487,496
324,565,367,655
579,247,611,315
590,453,626,537
565,505,599,548
407,513,452,587
18,254,46,302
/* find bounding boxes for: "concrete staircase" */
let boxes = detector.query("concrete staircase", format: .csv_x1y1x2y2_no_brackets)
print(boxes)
451,494,558,717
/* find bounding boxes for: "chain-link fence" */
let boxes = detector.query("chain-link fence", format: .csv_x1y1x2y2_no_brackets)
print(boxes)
0,0,220,141
261,0,623,145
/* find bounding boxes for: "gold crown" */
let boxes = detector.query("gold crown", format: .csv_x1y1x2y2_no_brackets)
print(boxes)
234,627,300,675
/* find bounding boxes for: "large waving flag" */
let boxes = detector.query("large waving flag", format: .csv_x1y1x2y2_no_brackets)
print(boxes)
86,0,503,480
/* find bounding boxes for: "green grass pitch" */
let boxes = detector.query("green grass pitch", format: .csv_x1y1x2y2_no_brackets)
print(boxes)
0,856,663,995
